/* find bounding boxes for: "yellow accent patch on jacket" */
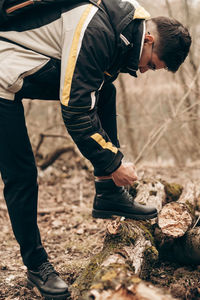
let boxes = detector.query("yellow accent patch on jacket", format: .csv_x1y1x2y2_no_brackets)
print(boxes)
133,6,150,20
91,133,118,154
104,71,112,77
62,4,93,106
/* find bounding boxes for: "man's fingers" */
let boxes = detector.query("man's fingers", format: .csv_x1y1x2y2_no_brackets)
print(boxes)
111,162,138,186
112,176,138,187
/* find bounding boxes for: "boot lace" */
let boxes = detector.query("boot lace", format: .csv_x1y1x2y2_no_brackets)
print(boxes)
38,262,59,282
121,187,134,203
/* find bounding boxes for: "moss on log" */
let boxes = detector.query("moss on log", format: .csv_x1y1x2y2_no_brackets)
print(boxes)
71,218,158,299
161,180,183,202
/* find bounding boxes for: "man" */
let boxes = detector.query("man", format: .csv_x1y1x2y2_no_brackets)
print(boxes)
0,0,191,298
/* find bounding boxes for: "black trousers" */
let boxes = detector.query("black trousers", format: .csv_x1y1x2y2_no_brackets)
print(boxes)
0,65,119,269
0,98,48,269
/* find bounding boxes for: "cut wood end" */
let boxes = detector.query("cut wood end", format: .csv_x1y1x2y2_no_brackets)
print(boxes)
107,220,122,235
158,202,192,238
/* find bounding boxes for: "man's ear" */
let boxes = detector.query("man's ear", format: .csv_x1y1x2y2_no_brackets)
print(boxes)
144,33,154,44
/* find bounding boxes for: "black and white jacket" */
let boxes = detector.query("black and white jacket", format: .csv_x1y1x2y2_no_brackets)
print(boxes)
0,0,150,175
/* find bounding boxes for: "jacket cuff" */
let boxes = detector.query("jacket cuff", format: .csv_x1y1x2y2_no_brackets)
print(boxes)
94,151,123,176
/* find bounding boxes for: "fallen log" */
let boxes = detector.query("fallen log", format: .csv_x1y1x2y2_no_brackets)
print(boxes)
153,182,200,264
71,179,200,299
161,180,183,203
71,218,159,299
172,226,200,264
89,278,176,300
155,226,200,265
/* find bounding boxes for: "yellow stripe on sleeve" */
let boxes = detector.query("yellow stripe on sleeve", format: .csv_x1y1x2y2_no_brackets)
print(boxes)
62,4,93,106
91,133,118,154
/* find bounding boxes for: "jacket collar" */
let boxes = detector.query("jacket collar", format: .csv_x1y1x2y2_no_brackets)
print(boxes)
101,0,150,39
120,19,146,76
102,0,150,77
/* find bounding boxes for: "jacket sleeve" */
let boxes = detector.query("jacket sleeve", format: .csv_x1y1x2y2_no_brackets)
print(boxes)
60,6,123,175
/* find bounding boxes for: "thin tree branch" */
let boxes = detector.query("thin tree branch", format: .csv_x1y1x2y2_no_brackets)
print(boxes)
175,64,200,116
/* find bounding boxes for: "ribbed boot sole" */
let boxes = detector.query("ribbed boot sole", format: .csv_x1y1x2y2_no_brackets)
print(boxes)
92,209,157,220
27,278,70,300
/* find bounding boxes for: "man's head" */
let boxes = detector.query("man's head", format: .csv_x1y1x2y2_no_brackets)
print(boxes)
139,16,192,73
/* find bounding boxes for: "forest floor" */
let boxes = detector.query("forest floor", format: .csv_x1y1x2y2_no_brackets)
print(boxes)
1,154,200,300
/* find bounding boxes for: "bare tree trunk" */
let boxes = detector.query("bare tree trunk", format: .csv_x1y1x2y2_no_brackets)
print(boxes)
165,0,200,143
118,75,138,158
165,0,173,17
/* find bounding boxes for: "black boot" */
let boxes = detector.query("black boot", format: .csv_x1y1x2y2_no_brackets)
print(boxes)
92,179,157,220
27,261,70,299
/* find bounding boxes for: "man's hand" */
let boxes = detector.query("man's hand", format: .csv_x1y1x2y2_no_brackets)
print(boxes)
112,162,138,186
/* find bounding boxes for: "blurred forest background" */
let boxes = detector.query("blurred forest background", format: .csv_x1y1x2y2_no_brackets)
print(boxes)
116,0,200,167
1,1,200,299
23,0,200,170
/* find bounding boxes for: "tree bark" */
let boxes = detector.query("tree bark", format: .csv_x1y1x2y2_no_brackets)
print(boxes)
155,226,200,265
71,218,159,300
88,279,176,300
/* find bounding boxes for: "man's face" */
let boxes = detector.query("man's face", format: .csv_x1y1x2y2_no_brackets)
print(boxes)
139,33,166,73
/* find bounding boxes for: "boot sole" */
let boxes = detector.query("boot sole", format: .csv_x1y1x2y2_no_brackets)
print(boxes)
92,209,157,220
27,278,70,300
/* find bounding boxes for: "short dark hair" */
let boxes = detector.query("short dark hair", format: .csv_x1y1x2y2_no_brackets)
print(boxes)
150,16,192,72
